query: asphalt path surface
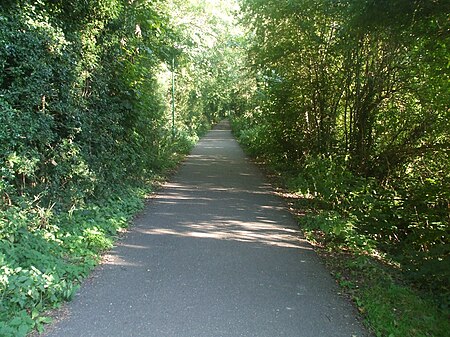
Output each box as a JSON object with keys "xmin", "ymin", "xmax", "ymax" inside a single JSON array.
[{"xmin": 42, "ymin": 120, "xmax": 370, "ymax": 337}]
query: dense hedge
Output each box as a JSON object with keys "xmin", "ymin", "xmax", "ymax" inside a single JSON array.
[{"xmin": 0, "ymin": 0, "xmax": 176, "ymax": 209}]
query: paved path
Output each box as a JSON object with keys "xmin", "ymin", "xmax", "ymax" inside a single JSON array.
[{"xmin": 42, "ymin": 121, "xmax": 369, "ymax": 337}]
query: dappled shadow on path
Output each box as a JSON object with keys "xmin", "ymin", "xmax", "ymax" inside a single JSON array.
[
  {"xmin": 134, "ymin": 183, "xmax": 311, "ymax": 251},
  {"xmin": 101, "ymin": 179, "xmax": 313, "ymax": 269},
  {"xmin": 103, "ymin": 119, "xmax": 313, "ymax": 267}
]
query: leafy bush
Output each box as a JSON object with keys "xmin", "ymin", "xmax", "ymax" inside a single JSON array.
[
  {"xmin": 232, "ymin": 115, "xmax": 283, "ymax": 161},
  {"xmin": 301, "ymin": 211, "xmax": 377, "ymax": 253},
  {"xmin": 288, "ymin": 155, "xmax": 373, "ymax": 209}
]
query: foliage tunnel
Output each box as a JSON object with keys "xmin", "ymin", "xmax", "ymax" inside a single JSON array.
[{"xmin": 0, "ymin": 0, "xmax": 449, "ymax": 335}]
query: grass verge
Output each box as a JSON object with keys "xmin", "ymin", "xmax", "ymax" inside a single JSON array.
[{"xmin": 307, "ymin": 235, "xmax": 449, "ymax": 337}]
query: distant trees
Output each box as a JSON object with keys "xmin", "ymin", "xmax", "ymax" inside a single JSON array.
[{"xmin": 166, "ymin": 0, "xmax": 248, "ymax": 136}]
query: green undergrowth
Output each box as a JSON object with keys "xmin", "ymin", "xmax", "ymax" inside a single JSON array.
[
  {"xmin": 0, "ymin": 185, "xmax": 150, "ymax": 336},
  {"xmin": 0, "ymin": 127, "xmax": 196, "ymax": 337},
  {"xmin": 301, "ymin": 212, "xmax": 449, "ymax": 337},
  {"xmin": 285, "ymin": 185, "xmax": 448, "ymax": 337},
  {"xmin": 0, "ymin": 144, "xmax": 195, "ymax": 337}
]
